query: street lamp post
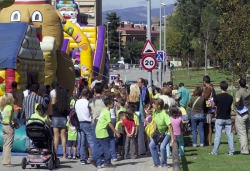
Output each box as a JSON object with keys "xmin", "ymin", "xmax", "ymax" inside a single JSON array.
[
  {"xmin": 159, "ymin": 0, "xmax": 162, "ymax": 50},
  {"xmin": 107, "ymin": 22, "xmax": 110, "ymax": 59},
  {"xmin": 118, "ymin": 30, "xmax": 122, "ymax": 59},
  {"xmin": 162, "ymin": 3, "xmax": 166, "ymax": 75}
]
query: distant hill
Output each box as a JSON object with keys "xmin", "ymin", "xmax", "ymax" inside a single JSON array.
[{"xmin": 102, "ymin": 4, "xmax": 175, "ymax": 23}]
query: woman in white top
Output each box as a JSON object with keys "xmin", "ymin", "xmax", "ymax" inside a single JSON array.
[{"xmin": 159, "ymin": 87, "xmax": 176, "ymax": 111}]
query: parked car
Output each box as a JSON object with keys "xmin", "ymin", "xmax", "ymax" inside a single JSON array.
[
  {"xmin": 110, "ymin": 63, "xmax": 125, "ymax": 70},
  {"xmin": 125, "ymin": 80, "xmax": 137, "ymax": 87}
]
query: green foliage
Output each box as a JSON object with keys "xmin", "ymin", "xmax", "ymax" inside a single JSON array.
[
  {"xmin": 166, "ymin": 25, "xmax": 182, "ymax": 56},
  {"xmin": 167, "ymin": 0, "xmax": 219, "ymax": 68},
  {"xmin": 105, "ymin": 12, "xmax": 124, "ymax": 60},
  {"xmin": 216, "ymin": 0, "xmax": 250, "ymax": 80},
  {"xmin": 124, "ymin": 40, "xmax": 145, "ymax": 63}
]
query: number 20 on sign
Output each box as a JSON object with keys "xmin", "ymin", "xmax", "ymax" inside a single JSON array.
[{"xmin": 141, "ymin": 55, "xmax": 157, "ymax": 71}]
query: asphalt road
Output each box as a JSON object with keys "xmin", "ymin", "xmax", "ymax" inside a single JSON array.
[{"xmin": 110, "ymin": 68, "xmax": 171, "ymax": 87}]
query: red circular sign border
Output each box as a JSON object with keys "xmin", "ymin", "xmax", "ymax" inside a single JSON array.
[{"xmin": 141, "ymin": 55, "xmax": 157, "ymax": 71}]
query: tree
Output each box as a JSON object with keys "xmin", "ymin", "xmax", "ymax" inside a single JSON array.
[
  {"xmin": 105, "ymin": 12, "xmax": 124, "ymax": 60},
  {"xmin": 166, "ymin": 26, "xmax": 182, "ymax": 56},
  {"xmin": 199, "ymin": 0, "xmax": 219, "ymax": 74},
  {"xmin": 216, "ymin": 0, "xmax": 250, "ymax": 80},
  {"xmin": 164, "ymin": 0, "xmax": 221, "ymax": 70},
  {"xmin": 124, "ymin": 40, "xmax": 145, "ymax": 63}
]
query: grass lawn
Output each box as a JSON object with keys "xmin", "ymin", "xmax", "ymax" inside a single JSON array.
[
  {"xmin": 172, "ymin": 68, "xmax": 237, "ymax": 95},
  {"xmin": 172, "ymin": 68, "xmax": 228, "ymax": 85},
  {"xmin": 181, "ymin": 134, "xmax": 250, "ymax": 171}
]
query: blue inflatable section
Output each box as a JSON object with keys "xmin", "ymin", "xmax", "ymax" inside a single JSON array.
[
  {"xmin": 0, "ymin": 23, "xmax": 28, "ymax": 69},
  {"xmin": 0, "ymin": 119, "xmax": 27, "ymax": 152}
]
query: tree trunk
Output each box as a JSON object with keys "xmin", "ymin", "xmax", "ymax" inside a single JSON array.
[{"xmin": 204, "ymin": 40, "xmax": 208, "ymax": 75}]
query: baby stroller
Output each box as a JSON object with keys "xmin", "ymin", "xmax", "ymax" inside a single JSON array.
[{"xmin": 21, "ymin": 118, "xmax": 60, "ymax": 170}]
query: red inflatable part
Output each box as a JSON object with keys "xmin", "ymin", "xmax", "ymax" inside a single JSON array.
[
  {"xmin": 5, "ymin": 69, "xmax": 15, "ymax": 93},
  {"xmin": 36, "ymin": 33, "xmax": 42, "ymax": 42}
]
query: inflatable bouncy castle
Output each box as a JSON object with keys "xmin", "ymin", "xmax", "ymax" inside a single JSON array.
[
  {"xmin": 0, "ymin": 0, "xmax": 109, "ymax": 152},
  {"xmin": 0, "ymin": 0, "xmax": 75, "ymax": 94},
  {"xmin": 0, "ymin": 23, "xmax": 44, "ymax": 95},
  {"xmin": 57, "ymin": 0, "xmax": 109, "ymax": 81}
]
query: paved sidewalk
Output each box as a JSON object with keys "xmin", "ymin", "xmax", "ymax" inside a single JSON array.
[{"xmin": 0, "ymin": 155, "xmax": 173, "ymax": 171}]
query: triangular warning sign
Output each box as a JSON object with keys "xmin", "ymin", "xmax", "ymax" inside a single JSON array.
[{"xmin": 141, "ymin": 40, "xmax": 157, "ymax": 55}]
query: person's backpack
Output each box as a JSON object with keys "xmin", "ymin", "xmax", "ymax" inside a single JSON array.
[{"xmin": 68, "ymin": 102, "xmax": 80, "ymax": 130}]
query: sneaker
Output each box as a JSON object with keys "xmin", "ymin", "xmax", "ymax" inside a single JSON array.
[
  {"xmin": 80, "ymin": 160, "xmax": 86, "ymax": 165},
  {"xmin": 97, "ymin": 166, "xmax": 102, "ymax": 169},
  {"xmin": 68, "ymin": 155, "xmax": 72, "ymax": 159},
  {"xmin": 73, "ymin": 156, "xmax": 76, "ymax": 160},
  {"xmin": 76, "ymin": 154, "xmax": 80, "ymax": 159},
  {"xmin": 112, "ymin": 158, "xmax": 118, "ymax": 162},
  {"xmin": 225, "ymin": 153, "xmax": 234, "ymax": 155},
  {"xmin": 209, "ymin": 152, "xmax": 217, "ymax": 155}
]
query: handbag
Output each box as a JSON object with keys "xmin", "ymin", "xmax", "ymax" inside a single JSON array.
[
  {"xmin": 206, "ymin": 87, "xmax": 215, "ymax": 113},
  {"xmin": 237, "ymin": 106, "xmax": 248, "ymax": 115},
  {"xmin": 145, "ymin": 116, "xmax": 155, "ymax": 139},
  {"xmin": 13, "ymin": 120, "xmax": 20, "ymax": 129},
  {"xmin": 152, "ymin": 129, "xmax": 166, "ymax": 144}
]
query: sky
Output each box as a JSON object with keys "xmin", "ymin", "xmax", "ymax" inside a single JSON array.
[{"xmin": 103, "ymin": 0, "xmax": 176, "ymax": 11}]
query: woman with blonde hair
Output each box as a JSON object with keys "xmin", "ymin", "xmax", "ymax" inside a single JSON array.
[
  {"xmin": 127, "ymin": 84, "xmax": 140, "ymax": 111},
  {"xmin": 0, "ymin": 93, "xmax": 15, "ymax": 167}
]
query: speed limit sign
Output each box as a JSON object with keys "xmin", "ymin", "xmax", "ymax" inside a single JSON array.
[{"xmin": 141, "ymin": 55, "xmax": 157, "ymax": 71}]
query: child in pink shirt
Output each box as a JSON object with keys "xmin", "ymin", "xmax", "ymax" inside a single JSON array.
[{"xmin": 169, "ymin": 105, "xmax": 185, "ymax": 156}]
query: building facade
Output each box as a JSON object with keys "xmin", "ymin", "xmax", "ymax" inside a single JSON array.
[
  {"xmin": 51, "ymin": 0, "xmax": 102, "ymax": 26},
  {"xmin": 116, "ymin": 21, "xmax": 159, "ymax": 44}
]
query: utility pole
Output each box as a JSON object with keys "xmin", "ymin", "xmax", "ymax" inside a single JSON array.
[
  {"xmin": 107, "ymin": 22, "xmax": 110, "ymax": 59},
  {"xmin": 158, "ymin": 0, "xmax": 163, "ymax": 87},
  {"xmin": 163, "ymin": 3, "xmax": 166, "ymax": 75},
  {"xmin": 147, "ymin": 0, "xmax": 152, "ymax": 91}
]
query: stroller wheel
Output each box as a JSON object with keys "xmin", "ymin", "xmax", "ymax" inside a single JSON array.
[
  {"xmin": 21, "ymin": 157, "xmax": 27, "ymax": 169},
  {"xmin": 47, "ymin": 158, "xmax": 54, "ymax": 170},
  {"xmin": 31, "ymin": 164, "xmax": 35, "ymax": 167},
  {"xmin": 55, "ymin": 158, "xmax": 60, "ymax": 168}
]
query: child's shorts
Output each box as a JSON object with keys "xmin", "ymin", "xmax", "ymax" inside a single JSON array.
[
  {"xmin": 67, "ymin": 140, "xmax": 77, "ymax": 147},
  {"xmin": 116, "ymin": 133, "xmax": 123, "ymax": 146}
]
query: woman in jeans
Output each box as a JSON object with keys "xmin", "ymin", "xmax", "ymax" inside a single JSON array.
[
  {"xmin": 149, "ymin": 98, "xmax": 174, "ymax": 168},
  {"xmin": 189, "ymin": 86, "xmax": 206, "ymax": 147},
  {"xmin": 51, "ymin": 86, "xmax": 70, "ymax": 158},
  {"xmin": 0, "ymin": 93, "xmax": 15, "ymax": 167}
]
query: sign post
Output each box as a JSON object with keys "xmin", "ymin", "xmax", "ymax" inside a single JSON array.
[
  {"xmin": 155, "ymin": 51, "xmax": 165, "ymax": 87},
  {"xmin": 141, "ymin": 39, "xmax": 157, "ymax": 90},
  {"xmin": 145, "ymin": 0, "xmax": 153, "ymax": 91},
  {"xmin": 141, "ymin": 55, "xmax": 157, "ymax": 71}
]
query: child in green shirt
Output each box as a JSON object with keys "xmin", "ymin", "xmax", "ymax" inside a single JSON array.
[
  {"xmin": 70, "ymin": 92, "xmax": 78, "ymax": 109},
  {"xmin": 29, "ymin": 104, "xmax": 51, "ymax": 125},
  {"xmin": 115, "ymin": 111, "xmax": 125, "ymax": 156},
  {"xmin": 91, "ymin": 97, "xmax": 120, "ymax": 168},
  {"xmin": 116, "ymin": 98, "xmax": 126, "ymax": 120},
  {"xmin": 66, "ymin": 119, "xmax": 77, "ymax": 159}
]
